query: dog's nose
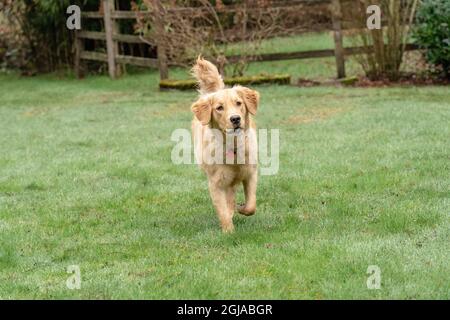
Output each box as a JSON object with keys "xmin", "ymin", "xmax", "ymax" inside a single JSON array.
[{"xmin": 230, "ymin": 115, "xmax": 241, "ymax": 126}]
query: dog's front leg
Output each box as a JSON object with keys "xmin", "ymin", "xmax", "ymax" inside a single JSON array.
[
  {"xmin": 238, "ymin": 170, "xmax": 257, "ymax": 216},
  {"xmin": 226, "ymin": 186, "xmax": 236, "ymax": 218},
  {"xmin": 208, "ymin": 182, "xmax": 234, "ymax": 233}
]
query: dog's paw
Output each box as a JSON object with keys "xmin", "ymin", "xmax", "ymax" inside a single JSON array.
[
  {"xmin": 222, "ymin": 224, "xmax": 235, "ymax": 233},
  {"xmin": 237, "ymin": 204, "xmax": 255, "ymax": 216}
]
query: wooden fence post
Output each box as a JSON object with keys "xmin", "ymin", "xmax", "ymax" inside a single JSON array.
[
  {"xmin": 103, "ymin": 0, "xmax": 117, "ymax": 79},
  {"xmin": 74, "ymin": 31, "xmax": 83, "ymax": 78},
  {"xmin": 111, "ymin": 0, "xmax": 123, "ymax": 76},
  {"xmin": 331, "ymin": 0, "xmax": 346, "ymax": 79},
  {"xmin": 153, "ymin": 0, "xmax": 169, "ymax": 80}
]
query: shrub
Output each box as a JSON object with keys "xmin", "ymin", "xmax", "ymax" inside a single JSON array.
[
  {"xmin": 346, "ymin": 0, "xmax": 419, "ymax": 81},
  {"xmin": 0, "ymin": 0, "xmax": 72, "ymax": 72},
  {"xmin": 0, "ymin": 0, "xmax": 98, "ymax": 73},
  {"xmin": 0, "ymin": 1, "xmax": 30, "ymax": 72},
  {"xmin": 413, "ymin": 0, "xmax": 450, "ymax": 78}
]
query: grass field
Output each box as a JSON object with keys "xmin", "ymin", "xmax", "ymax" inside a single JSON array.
[{"xmin": 1, "ymin": 58, "xmax": 449, "ymax": 299}]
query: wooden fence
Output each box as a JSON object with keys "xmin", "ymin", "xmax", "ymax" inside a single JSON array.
[
  {"xmin": 75, "ymin": 0, "xmax": 418, "ymax": 81},
  {"xmin": 76, "ymin": 0, "xmax": 159, "ymax": 79}
]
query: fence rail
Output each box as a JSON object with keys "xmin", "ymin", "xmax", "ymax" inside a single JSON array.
[
  {"xmin": 75, "ymin": 0, "xmax": 419, "ymax": 81},
  {"xmin": 78, "ymin": 31, "xmax": 147, "ymax": 44},
  {"xmin": 225, "ymin": 44, "xmax": 419, "ymax": 64}
]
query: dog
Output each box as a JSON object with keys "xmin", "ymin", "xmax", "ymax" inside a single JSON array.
[{"xmin": 190, "ymin": 57, "xmax": 260, "ymax": 233}]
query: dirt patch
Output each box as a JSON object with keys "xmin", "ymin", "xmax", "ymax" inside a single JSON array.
[
  {"xmin": 22, "ymin": 107, "xmax": 49, "ymax": 117},
  {"xmin": 97, "ymin": 92, "xmax": 132, "ymax": 104},
  {"xmin": 75, "ymin": 91, "xmax": 132, "ymax": 104},
  {"xmin": 139, "ymin": 101, "xmax": 189, "ymax": 119},
  {"xmin": 283, "ymin": 106, "xmax": 348, "ymax": 125}
]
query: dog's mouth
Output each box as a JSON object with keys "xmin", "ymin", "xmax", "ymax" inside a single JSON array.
[
  {"xmin": 225, "ymin": 126, "xmax": 244, "ymax": 134},
  {"xmin": 233, "ymin": 127, "xmax": 243, "ymax": 134}
]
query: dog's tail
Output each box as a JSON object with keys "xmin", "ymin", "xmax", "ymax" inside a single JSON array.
[{"xmin": 191, "ymin": 56, "xmax": 225, "ymax": 95}]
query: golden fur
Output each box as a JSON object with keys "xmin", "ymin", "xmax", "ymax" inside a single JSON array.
[{"xmin": 190, "ymin": 57, "xmax": 260, "ymax": 233}]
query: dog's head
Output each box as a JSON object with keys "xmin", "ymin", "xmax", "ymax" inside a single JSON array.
[
  {"xmin": 190, "ymin": 58, "xmax": 259, "ymax": 133},
  {"xmin": 191, "ymin": 86, "xmax": 259, "ymax": 132}
]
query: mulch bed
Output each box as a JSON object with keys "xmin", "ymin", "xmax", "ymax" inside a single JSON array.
[
  {"xmin": 297, "ymin": 73, "xmax": 450, "ymax": 88},
  {"xmin": 160, "ymin": 74, "xmax": 291, "ymax": 90}
]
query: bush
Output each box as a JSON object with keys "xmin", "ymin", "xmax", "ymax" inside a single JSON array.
[
  {"xmin": 0, "ymin": 0, "xmax": 99, "ymax": 73},
  {"xmin": 345, "ymin": 0, "xmax": 419, "ymax": 81},
  {"xmin": 0, "ymin": 0, "xmax": 71, "ymax": 73},
  {"xmin": 413, "ymin": 0, "xmax": 450, "ymax": 78},
  {"xmin": 0, "ymin": 1, "xmax": 30, "ymax": 72}
]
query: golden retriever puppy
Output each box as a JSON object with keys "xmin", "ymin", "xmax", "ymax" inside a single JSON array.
[{"xmin": 190, "ymin": 57, "xmax": 260, "ymax": 233}]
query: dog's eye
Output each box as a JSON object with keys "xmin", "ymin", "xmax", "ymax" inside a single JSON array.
[
  {"xmin": 236, "ymin": 101, "xmax": 242, "ymax": 106},
  {"xmin": 216, "ymin": 105, "xmax": 224, "ymax": 111}
]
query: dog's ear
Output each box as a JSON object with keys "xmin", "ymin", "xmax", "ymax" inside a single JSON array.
[
  {"xmin": 235, "ymin": 86, "xmax": 260, "ymax": 115},
  {"xmin": 191, "ymin": 98, "xmax": 212, "ymax": 125}
]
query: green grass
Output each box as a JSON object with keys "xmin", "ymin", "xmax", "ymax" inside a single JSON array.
[
  {"xmin": 224, "ymin": 32, "xmax": 336, "ymax": 55},
  {"xmin": 223, "ymin": 32, "xmax": 362, "ymax": 55},
  {"xmin": 0, "ymin": 68, "xmax": 449, "ymax": 299},
  {"xmin": 0, "ymin": 27, "xmax": 448, "ymax": 301}
]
